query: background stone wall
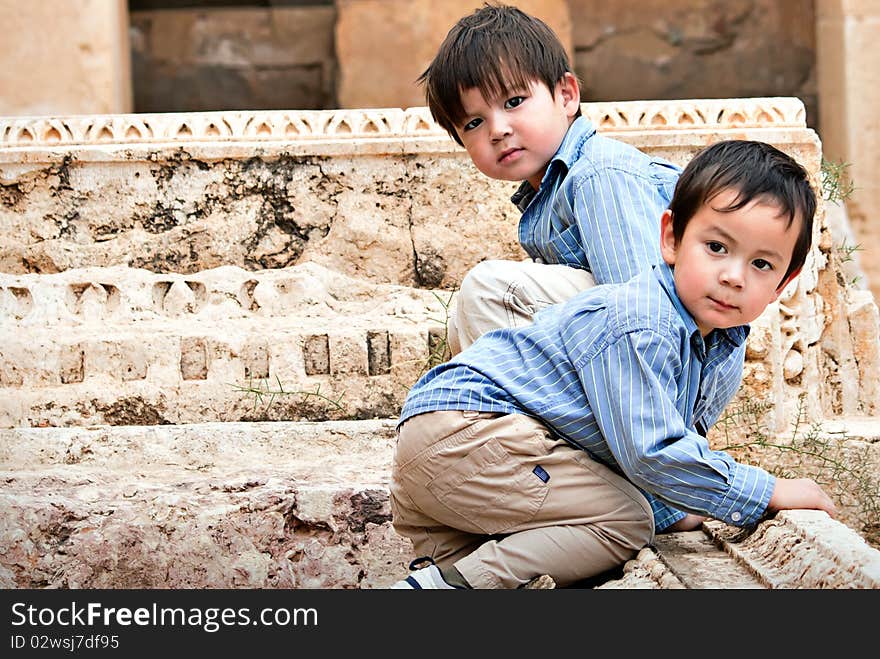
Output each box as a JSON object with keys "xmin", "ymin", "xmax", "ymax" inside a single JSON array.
[
  {"xmin": 568, "ymin": 0, "xmax": 818, "ymax": 127},
  {"xmin": 129, "ymin": 1, "xmax": 819, "ymax": 127},
  {"xmin": 130, "ymin": 3, "xmax": 337, "ymax": 112}
]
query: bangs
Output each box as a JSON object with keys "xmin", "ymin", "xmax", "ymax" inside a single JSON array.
[
  {"xmin": 445, "ymin": 55, "xmax": 532, "ymax": 128},
  {"xmin": 703, "ymin": 171, "xmax": 802, "ymax": 229},
  {"xmin": 419, "ymin": 5, "xmax": 572, "ymax": 143}
]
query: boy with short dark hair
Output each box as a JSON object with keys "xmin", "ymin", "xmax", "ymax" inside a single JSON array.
[
  {"xmin": 390, "ymin": 139, "xmax": 836, "ymax": 589},
  {"xmin": 419, "ymin": 3, "xmax": 682, "ymax": 356}
]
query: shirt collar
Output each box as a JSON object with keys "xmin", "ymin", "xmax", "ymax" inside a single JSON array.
[
  {"xmin": 510, "ymin": 116, "xmax": 595, "ymax": 212},
  {"xmin": 653, "ymin": 262, "xmax": 749, "ymax": 359}
]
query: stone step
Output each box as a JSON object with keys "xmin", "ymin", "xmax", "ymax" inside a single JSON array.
[
  {"xmin": 0, "ymin": 328, "xmax": 437, "ymax": 426},
  {"xmin": 2, "ymin": 419, "xmax": 878, "ymax": 589},
  {"xmin": 599, "ymin": 511, "xmax": 880, "ymax": 589},
  {"xmin": 0, "ymin": 418, "xmax": 398, "ymax": 473},
  {"xmin": 713, "ymin": 414, "xmax": 880, "ymax": 546},
  {"xmin": 0, "ymin": 419, "xmax": 412, "ymax": 589},
  {"xmin": 1, "ymin": 262, "xmax": 450, "ymax": 427}
]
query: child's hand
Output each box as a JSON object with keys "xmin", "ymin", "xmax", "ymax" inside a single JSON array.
[{"xmin": 767, "ymin": 478, "xmax": 838, "ymax": 518}]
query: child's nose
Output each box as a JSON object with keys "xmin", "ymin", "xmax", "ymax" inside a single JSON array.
[
  {"xmin": 488, "ymin": 114, "xmax": 512, "ymax": 141},
  {"xmin": 720, "ymin": 262, "xmax": 745, "ymax": 287}
]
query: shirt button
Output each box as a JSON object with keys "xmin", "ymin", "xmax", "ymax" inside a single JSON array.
[{"xmin": 731, "ymin": 512, "xmax": 742, "ymax": 522}]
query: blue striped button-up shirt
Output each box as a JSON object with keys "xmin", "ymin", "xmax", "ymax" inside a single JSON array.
[
  {"xmin": 400, "ymin": 264, "xmax": 773, "ymax": 531},
  {"xmin": 512, "ymin": 115, "xmax": 681, "ymax": 285}
]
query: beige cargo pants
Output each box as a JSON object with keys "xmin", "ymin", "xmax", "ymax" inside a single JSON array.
[
  {"xmin": 446, "ymin": 259, "xmax": 596, "ymax": 355},
  {"xmin": 390, "ymin": 410, "xmax": 655, "ymax": 589}
]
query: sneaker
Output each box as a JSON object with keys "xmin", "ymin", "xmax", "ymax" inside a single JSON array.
[{"xmin": 390, "ymin": 557, "xmax": 461, "ymax": 589}]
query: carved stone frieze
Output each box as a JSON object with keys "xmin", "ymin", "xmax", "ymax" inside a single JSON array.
[{"xmin": 0, "ymin": 98, "xmax": 807, "ymax": 151}]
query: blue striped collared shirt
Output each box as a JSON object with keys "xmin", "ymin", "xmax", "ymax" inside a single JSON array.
[
  {"xmin": 512, "ymin": 115, "xmax": 681, "ymax": 285},
  {"xmin": 400, "ymin": 264, "xmax": 772, "ymax": 531}
]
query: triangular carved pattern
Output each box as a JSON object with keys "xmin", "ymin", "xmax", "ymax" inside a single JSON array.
[{"xmin": 0, "ymin": 99, "xmax": 807, "ymax": 149}]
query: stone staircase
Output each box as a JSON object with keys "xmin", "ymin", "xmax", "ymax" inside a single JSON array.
[{"xmin": 1, "ymin": 99, "xmax": 879, "ymax": 588}]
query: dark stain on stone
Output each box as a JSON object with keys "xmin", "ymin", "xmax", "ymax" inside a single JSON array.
[
  {"xmin": 220, "ymin": 479, "xmax": 266, "ymax": 493},
  {"xmin": 44, "ymin": 506, "xmax": 88, "ymax": 549},
  {"xmin": 413, "ymin": 245, "xmax": 446, "ymax": 288},
  {"xmin": 149, "ymin": 149, "xmax": 210, "ymax": 187},
  {"xmin": 347, "ymin": 490, "xmax": 390, "ymax": 532},
  {"xmin": 94, "ymin": 397, "xmax": 169, "ymax": 426},
  {"xmin": 284, "ymin": 511, "xmax": 332, "ymax": 535},
  {"xmin": 0, "ymin": 181, "xmax": 25, "ymax": 209},
  {"xmin": 235, "ymin": 155, "xmax": 335, "ymax": 270},
  {"xmin": 130, "ymin": 236, "xmax": 203, "ymax": 274},
  {"xmin": 141, "ymin": 201, "xmax": 181, "ymax": 234},
  {"xmin": 352, "ymin": 390, "xmax": 403, "ymax": 420},
  {"xmin": 58, "ymin": 209, "xmax": 80, "ymax": 238},
  {"xmin": 48, "ymin": 155, "xmax": 74, "ymax": 196}
]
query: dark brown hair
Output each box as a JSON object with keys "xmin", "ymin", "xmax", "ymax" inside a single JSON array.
[
  {"xmin": 418, "ymin": 3, "xmax": 578, "ymax": 146},
  {"xmin": 668, "ymin": 140, "xmax": 816, "ymax": 287}
]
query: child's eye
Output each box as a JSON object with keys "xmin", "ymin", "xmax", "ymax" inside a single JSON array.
[
  {"xmin": 752, "ymin": 258, "xmax": 773, "ymax": 271},
  {"xmin": 707, "ymin": 241, "xmax": 726, "ymax": 254},
  {"xmin": 462, "ymin": 117, "xmax": 482, "ymax": 132},
  {"xmin": 504, "ymin": 96, "xmax": 525, "ymax": 109}
]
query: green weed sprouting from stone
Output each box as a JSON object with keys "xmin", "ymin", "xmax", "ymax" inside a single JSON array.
[
  {"xmin": 424, "ymin": 287, "xmax": 456, "ymax": 373},
  {"xmin": 835, "ymin": 238, "xmax": 864, "ymax": 288},
  {"xmin": 820, "ymin": 158, "xmax": 855, "ymax": 204},
  {"xmin": 836, "ymin": 237, "xmax": 863, "ymax": 265},
  {"xmin": 231, "ymin": 375, "xmax": 346, "ymax": 414},
  {"xmin": 714, "ymin": 393, "xmax": 879, "ymax": 546}
]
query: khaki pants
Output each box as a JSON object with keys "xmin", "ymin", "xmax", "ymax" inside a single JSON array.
[
  {"xmin": 447, "ymin": 259, "xmax": 596, "ymax": 355},
  {"xmin": 390, "ymin": 410, "xmax": 654, "ymax": 588}
]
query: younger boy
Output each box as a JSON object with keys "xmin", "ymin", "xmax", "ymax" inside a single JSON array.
[
  {"xmin": 390, "ymin": 140, "xmax": 837, "ymax": 589},
  {"xmin": 419, "ymin": 3, "xmax": 682, "ymax": 354}
]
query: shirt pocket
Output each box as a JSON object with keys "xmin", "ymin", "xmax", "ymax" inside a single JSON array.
[{"xmin": 426, "ymin": 437, "xmax": 548, "ymax": 535}]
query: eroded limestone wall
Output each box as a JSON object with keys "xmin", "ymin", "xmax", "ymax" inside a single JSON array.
[{"xmin": 0, "ymin": 99, "xmax": 877, "ymax": 432}]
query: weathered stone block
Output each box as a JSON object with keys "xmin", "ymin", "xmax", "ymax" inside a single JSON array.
[{"xmin": 303, "ymin": 335, "xmax": 330, "ymax": 376}]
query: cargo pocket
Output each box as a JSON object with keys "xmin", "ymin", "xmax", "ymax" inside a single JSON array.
[{"xmin": 426, "ymin": 436, "xmax": 549, "ymax": 535}]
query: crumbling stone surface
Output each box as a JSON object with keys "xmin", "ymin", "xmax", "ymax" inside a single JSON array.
[
  {"xmin": 0, "ymin": 478, "xmax": 410, "ymax": 589},
  {"xmin": 0, "ymin": 420, "xmax": 413, "ymax": 589},
  {"xmin": 715, "ymin": 420, "xmax": 880, "ymax": 548},
  {"xmin": 704, "ymin": 510, "xmax": 880, "ymax": 589},
  {"xmin": 597, "ymin": 547, "xmax": 685, "ymax": 589},
  {"xmin": 650, "ymin": 530, "xmax": 765, "ymax": 588},
  {"xmin": 0, "ymin": 151, "xmax": 520, "ymax": 291},
  {"xmin": 3, "ymin": 420, "xmax": 880, "ymax": 589}
]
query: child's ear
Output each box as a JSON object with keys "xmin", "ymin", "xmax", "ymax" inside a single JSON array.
[
  {"xmin": 772, "ymin": 267, "xmax": 801, "ymax": 300},
  {"xmin": 659, "ymin": 209, "xmax": 677, "ymax": 266},
  {"xmin": 558, "ymin": 72, "xmax": 580, "ymax": 117}
]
